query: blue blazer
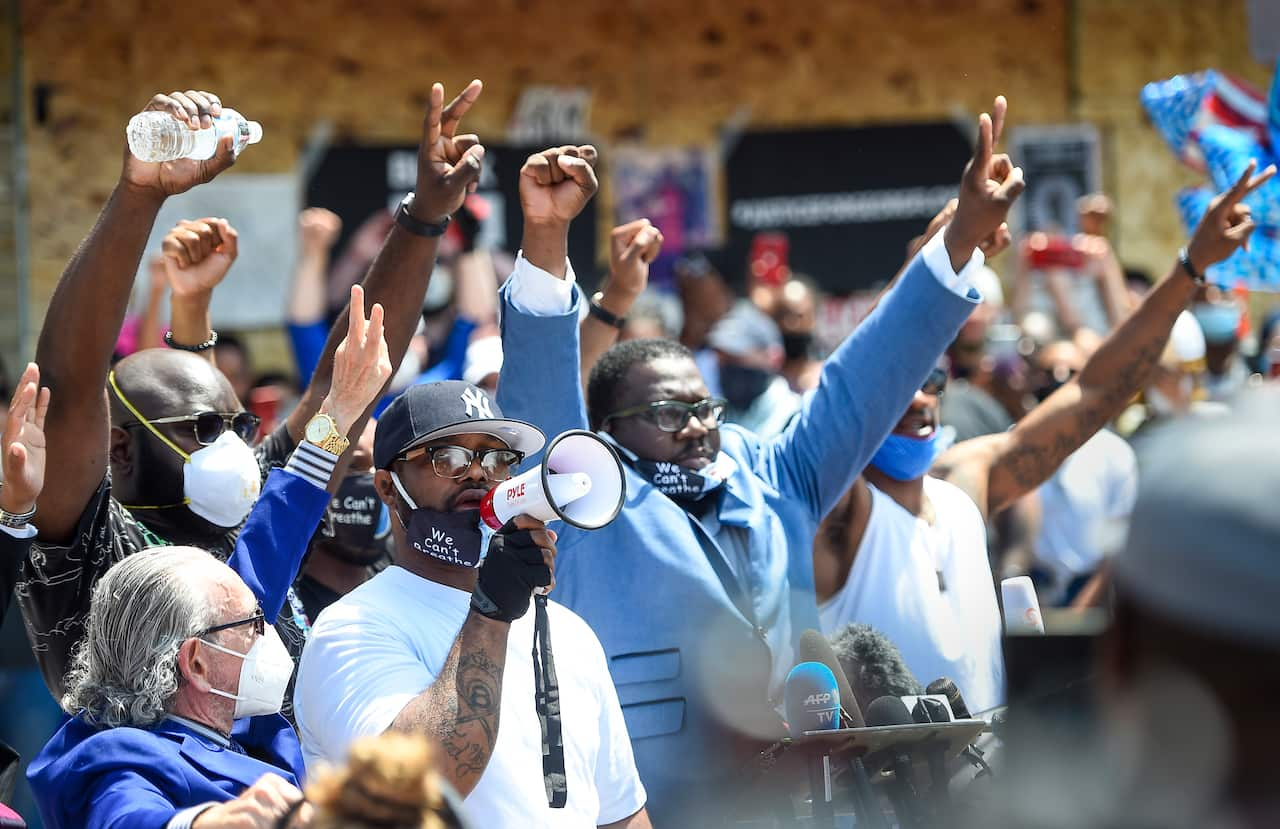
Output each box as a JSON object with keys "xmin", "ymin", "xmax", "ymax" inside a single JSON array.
[
  {"xmin": 28, "ymin": 468, "xmax": 329, "ymax": 829},
  {"xmin": 496, "ymin": 252, "xmax": 977, "ymax": 823}
]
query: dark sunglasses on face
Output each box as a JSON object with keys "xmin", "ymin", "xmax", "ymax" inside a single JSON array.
[
  {"xmin": 921, "ymin": 368, "xmax": 948, "ymax": 397},
  {"xmin": 403, "ymin": 444, "xmax": 524, "ymax": 482},
  {"xmin": 602, "ymin": 397, "xmax": 728, "ymax": 433},
  {"xmin": 199, "ymin": 604, "xmax": 266, "ymax": 638},
  {"xmin": 127, "ymin": 411, "xmax": 261, "ymax": 446}
]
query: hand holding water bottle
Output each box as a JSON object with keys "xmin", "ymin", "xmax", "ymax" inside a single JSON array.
[{"xmin": 121, "ymin": 90, "xmax": 249, "ymax": 199}]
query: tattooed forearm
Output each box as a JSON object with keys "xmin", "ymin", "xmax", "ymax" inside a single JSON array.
[
  {"xmin": 391, "ymin": 611, "xmax": 510, "ymax": 794},
  {"xmin": 987, "ymin": 260, "xmax": 1197, "ymax": 514}
]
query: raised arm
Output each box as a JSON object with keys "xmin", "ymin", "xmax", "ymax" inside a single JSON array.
[
  {"xmin": 160, "ymin": 217, "xmax": 240, "ymax": 366},
  {"xmin": 34, "ymin": 91, "xmax": 236, "ymax": 541},
  {"xmin": 285, "ymin": 81, "xmax": 485, "ymax": 448},
  {"xmin": 495, "ymin": 145, "xmax": 600, "ymax": 447},
  {"xmin": 288, "ymin": 208, "xmax": 343, "ymax": 386},
  {"xmin": 229, "ymin": 285, "xmax": 391, "ymax": 616},
  {"xmin": 940, "ymin": 161, "xmax": 1277, "ymax": 518},
  {"xmin": 769, "ymin": 96, "xmax": 1024, "ymax": 517},
  {"xmin": 579, "ymin": 220, "xmax": 664, "ymax": 388}
]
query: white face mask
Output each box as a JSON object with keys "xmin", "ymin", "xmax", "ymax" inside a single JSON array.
[
  {"xmin": 200, "ymin": 625, "xmax": 293, "ymax": 720},
  {"xmin": 182, "ymin": 431, "xmax": 262, "ymax": 527}
]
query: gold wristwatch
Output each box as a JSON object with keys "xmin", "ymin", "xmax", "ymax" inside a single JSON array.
[{"xmin": 304, "ymin": 413, "xmax": 350, "ymax": 455}]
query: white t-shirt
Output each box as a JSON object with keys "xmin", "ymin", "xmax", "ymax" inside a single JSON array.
[
  {"xmin": 1034, "ymin": 429, "xmax": 1137, "ymax": 603},
  {"xmin": 295, "ymin": 566, "xmax": 646, "ymax": 827},
  {"xmin": 818, "ymin": 476, "xmax": 1005, "ymax": 715}
]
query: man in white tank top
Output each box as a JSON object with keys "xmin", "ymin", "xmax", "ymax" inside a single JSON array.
[{"xmin": 814, "ymin": 160, "xmax": 1272, "ymax": 717}]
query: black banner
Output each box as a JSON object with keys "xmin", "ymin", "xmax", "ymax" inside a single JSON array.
[{"xmin": 724, "ymin": 123, "xmax": 970, "ymax": 294}]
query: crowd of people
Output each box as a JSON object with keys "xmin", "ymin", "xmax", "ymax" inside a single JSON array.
[{"xmin": 0, "ymin": 77, "xmax": 1277, "ymax": 829}]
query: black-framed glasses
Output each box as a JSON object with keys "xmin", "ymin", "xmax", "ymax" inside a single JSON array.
[
  {"xmin": 602, "ymin": 397, "xmax": 728, "ymax": 433},
  {"xmin": 921, "ymin": 368, "xmax": 948, "ymax": 397},
  {"xmin": 403, "ymin": 444, "xmax": 524, "ymax": 482},
  {"xmin": 199, "ymin": 604, "xmax": 266, "ymax": 638},
  {"xmin": 128, "ymin": 411, "xmax": 261, "ymax": 446}
]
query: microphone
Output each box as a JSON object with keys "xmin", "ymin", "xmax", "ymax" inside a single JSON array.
[
  {"xmin": 784, "ymin": 662, "xmax": 840, "ymax": 826},
  {"xmin": 866, "ymin": 696, "xmax": 926, "ymax": 829},
  {"xmin": 926, "ymin": 676, "xmax": 973, "ymax": 720},
  {"xmin": 1001, "ymin": 575, "xmax": 1045, "ymax": 635},
  {"xmin": 797, "ymin": 630, "xmax": 887, "ymax": 829},
  {"xmin": 828, "ymin": 623, "xmax": 923, "ymax": 715},
  {"xmin": 783, "ymin": 661, "xmax": 841, "ymax": 737}
]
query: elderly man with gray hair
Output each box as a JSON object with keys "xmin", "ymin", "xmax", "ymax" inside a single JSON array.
[{"xmin": 26, "ymin": 292, "xmax": 393, "ymax": 829}]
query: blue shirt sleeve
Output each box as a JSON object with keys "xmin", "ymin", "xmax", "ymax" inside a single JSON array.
[
  {"xmin": 763, "ymin": 251, "xmax": 979, "ymax": 521},
  {"xmin": 287, "ymin": 321, "xmax": 330, "ymax": 388},
  {"xmin": 227, "ymin": 468, "xmax": 330, "ymax": 621}
]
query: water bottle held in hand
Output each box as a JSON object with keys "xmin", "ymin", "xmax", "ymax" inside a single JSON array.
[{"xmin": 127, "ymin": 108, "xmax": 262, "ymax": 162}]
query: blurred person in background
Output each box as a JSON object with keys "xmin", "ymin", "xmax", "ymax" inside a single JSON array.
[
  {"xmin": 300, "ymin": 733, "xmax": 472, "ymax": 829},
  {"xmin": 460, "ymin": 335, "xmax": 502, "ymax": 395},
  {"xmin": 1116, "ymin": 309, "xmax": 1220, "ymax": 446},
  {"xmin": 287, "ymin": 207, "xmax": 344, "ymax": 388},
  {"xmin": 293, "ymin": 419, "xmax": 391, "ymax": 626},
  {"xmin": 706, "ymin": 300, "xmax": 799, "ymax": 439},
  {"xmin": 1192, "ymin": 285, "xmax": 1249, "ymax": 402},
  {"xmin": 941, "ymin": 259, "xmax": 1017, "ymax": 443},
  {"xmin": 771, "ymin": 275, "xmax": 823, "ymax": 394}
]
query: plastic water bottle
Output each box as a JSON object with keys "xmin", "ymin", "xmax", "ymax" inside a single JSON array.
[{"xmin": 126, "ymin": 108, "xmax": 263, "ymax": 162}]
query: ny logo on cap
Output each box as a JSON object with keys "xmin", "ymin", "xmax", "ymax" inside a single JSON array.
[{"xmin": 460, "ymin": 387, "xmax": 494, "ymax": 419}]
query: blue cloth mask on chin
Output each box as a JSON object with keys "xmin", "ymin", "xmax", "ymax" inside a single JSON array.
[{"xmin": 870, "ymin": 427, "xmax": 955, "ymax": 482}]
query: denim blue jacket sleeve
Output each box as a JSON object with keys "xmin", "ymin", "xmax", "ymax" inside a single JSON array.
[
  {"xmin": 495, "ymin": 280, "xmax": 589, "ymax": 469},
  {"xmin": 227, "ymin": 467, "xmax": 330, "ymax": 621},
  {"xmin": 761, "ymin": 249, "xmax": 980, "ymax": 521}
]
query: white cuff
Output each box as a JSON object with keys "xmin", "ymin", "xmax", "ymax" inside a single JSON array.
[
  {"xmin": 285, "ymin": 441, "xmax": 341, "ymax": 490},
  {"xmin": 506, "ymin": 252, "xmax": 577, "ymax": 316},
  {"xmin": 167, "ymin": 803, "xmax": 217, "ymax": 829},
  {"xmin": 921, "ymin": 225, "xmax": 986, "ymax": 300},
  {"xmin": 0, "ymin": 522, "xmax": 36, "ymax": 539}
]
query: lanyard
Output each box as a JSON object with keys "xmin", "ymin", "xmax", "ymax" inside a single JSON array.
[{"xmin": 532, "ymin": 594, "xmax": 567, "ymax": 808}]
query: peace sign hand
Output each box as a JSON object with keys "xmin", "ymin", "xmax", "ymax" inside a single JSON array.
[
  {"xmin": 411, "ymin": 80, "xmax": 486, "ymax": 224},
  {"xmin": 944, "ymin": 96, "xmax": 1026, "ymax": 272},
  {"xmin": 1186, "ymin": 160, "xmax": 1277, "ymax": 272}
]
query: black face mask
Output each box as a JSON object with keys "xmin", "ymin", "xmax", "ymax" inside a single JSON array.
[
  {"xmin": 782, "ymin": 331, "xmax": 815, "ymax": 361},
  {"xmin": 719, "ymin": 364, "xmax": 773, "ymax": 411},
  {"xmin": 317, "ymin": 472, "xmax": 391, "ymax": 567},
  {"xmin": 390, "ymin": 471, "xmax": 488, "ymax": 568}
]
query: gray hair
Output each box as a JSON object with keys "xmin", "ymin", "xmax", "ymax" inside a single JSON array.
[{"xmin": 62, "ymin": 546, "xmax": 222, "ymax": 728}]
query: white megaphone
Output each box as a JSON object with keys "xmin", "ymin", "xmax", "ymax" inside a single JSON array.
[{"xmin": 479, "ymin": 430, "xmax": 626, "ymax": 531}]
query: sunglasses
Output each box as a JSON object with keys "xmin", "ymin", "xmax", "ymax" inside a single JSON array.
[
  {"xmin": 199, "ymin": 604, "xmax": 266, "ymax": 638},
  {"xmin": 130, "ymin": 411, "xmax": 261, "ymax": 446},
  {"xmin": 921, "ymin": 368, "xmax": 948, "ymax": 397},
  {"xmin": 602, "ymin": 397, "xmax": 728, "ymax": 433},
  {"xmin": 403, "ymin": 444, "xmax": 524, "ymax": 482}
]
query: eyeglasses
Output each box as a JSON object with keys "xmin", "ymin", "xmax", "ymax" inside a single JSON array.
[
  {"xmin": 403, "ymin": 444, "xmax": 524, "ymax": 482},
  {"xmin": 602, "ymin": 397, "xmax": 728, "ymax": 433},
  {"xmin": 127, "ymin": 411, "xmax": 261, "ymax": 446},
  {"xmin": 199, "ymin": 604, "xmax": 266, "ymax": 638},
  {"xmin": 921, "ymin": 368, "xmax": 948, "ymax": 397}
]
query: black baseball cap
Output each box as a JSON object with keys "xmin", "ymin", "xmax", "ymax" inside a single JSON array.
[{"xmin": 374, "ymin": 381, "xmax": 545, "ymax": 470}]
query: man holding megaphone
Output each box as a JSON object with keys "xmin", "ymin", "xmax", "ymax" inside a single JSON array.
[{"xmin": 294, "ymin": 380, "xmax": 650, "ymax": 829}]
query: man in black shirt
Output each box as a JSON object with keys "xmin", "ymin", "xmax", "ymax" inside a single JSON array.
[{"xmin": 18, "ymin": 81, "xmax": 487, "ymax": 698}]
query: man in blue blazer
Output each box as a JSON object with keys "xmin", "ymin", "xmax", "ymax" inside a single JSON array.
[
  {"xmin": 494, "ymin": 100, "xmax": 1024, "ymax": 824},
  {"xmin": 27, "ymin": 291, "xmax": 394, "ymax": 829}
]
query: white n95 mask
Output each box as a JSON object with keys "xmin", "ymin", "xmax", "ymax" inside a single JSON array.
[
  {"xmin": 201, "ymin": 625, "xmax": 293, "ymax": 720},
  {"xmin": 181, "ymin": 431, "xmax": 262, "ymax": 527}
]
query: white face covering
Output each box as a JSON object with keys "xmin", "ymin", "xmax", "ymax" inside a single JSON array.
[
  {"xmin": 181, "ymin": 431, "xmax": 262, "ymax": 527},
  {"xmin": 200, "ymin": 626, "xmax": 293, "ymax": 720}
]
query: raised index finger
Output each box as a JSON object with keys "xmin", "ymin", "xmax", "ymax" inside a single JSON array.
[
  {"xmin": 347, "ymin": 283, "xmax": 367, "ymax": 345},
  {"xmin": 973, "ymin": 111, "xmax": 993, "ymax": 172},
  {"xmin": 422, "ymin": 83, "xmax": 445, "ymax": 149},
  {"xmin": 441, "ymin": 79, "xmax": 483, "ymax": 139}
]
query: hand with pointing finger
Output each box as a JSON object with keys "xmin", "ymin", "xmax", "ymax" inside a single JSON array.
[
  {"xmin": 945, "ymin": 95, "xmax": 1026, "ymax": 273},
  {"xmin": 1185, "ymin": 159, "xmax": 1277, "ymax": 274}
]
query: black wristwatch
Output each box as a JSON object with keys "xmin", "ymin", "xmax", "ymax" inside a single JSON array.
[
  {"xmin": 395, "ymin": 193, "xmax": 451, "ymax": 238},
  {"xmin": 1178, "ymin": 247, "xmax": 1205, "ymax": 286},
  {"xmin": 589, "ymin": 293, "xmax": 627, "ymax": 329}
]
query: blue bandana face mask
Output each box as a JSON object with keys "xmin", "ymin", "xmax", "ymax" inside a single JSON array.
[{"xmin": 870, "ymin": 427, "xmax": 955, "ymax": 482}]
